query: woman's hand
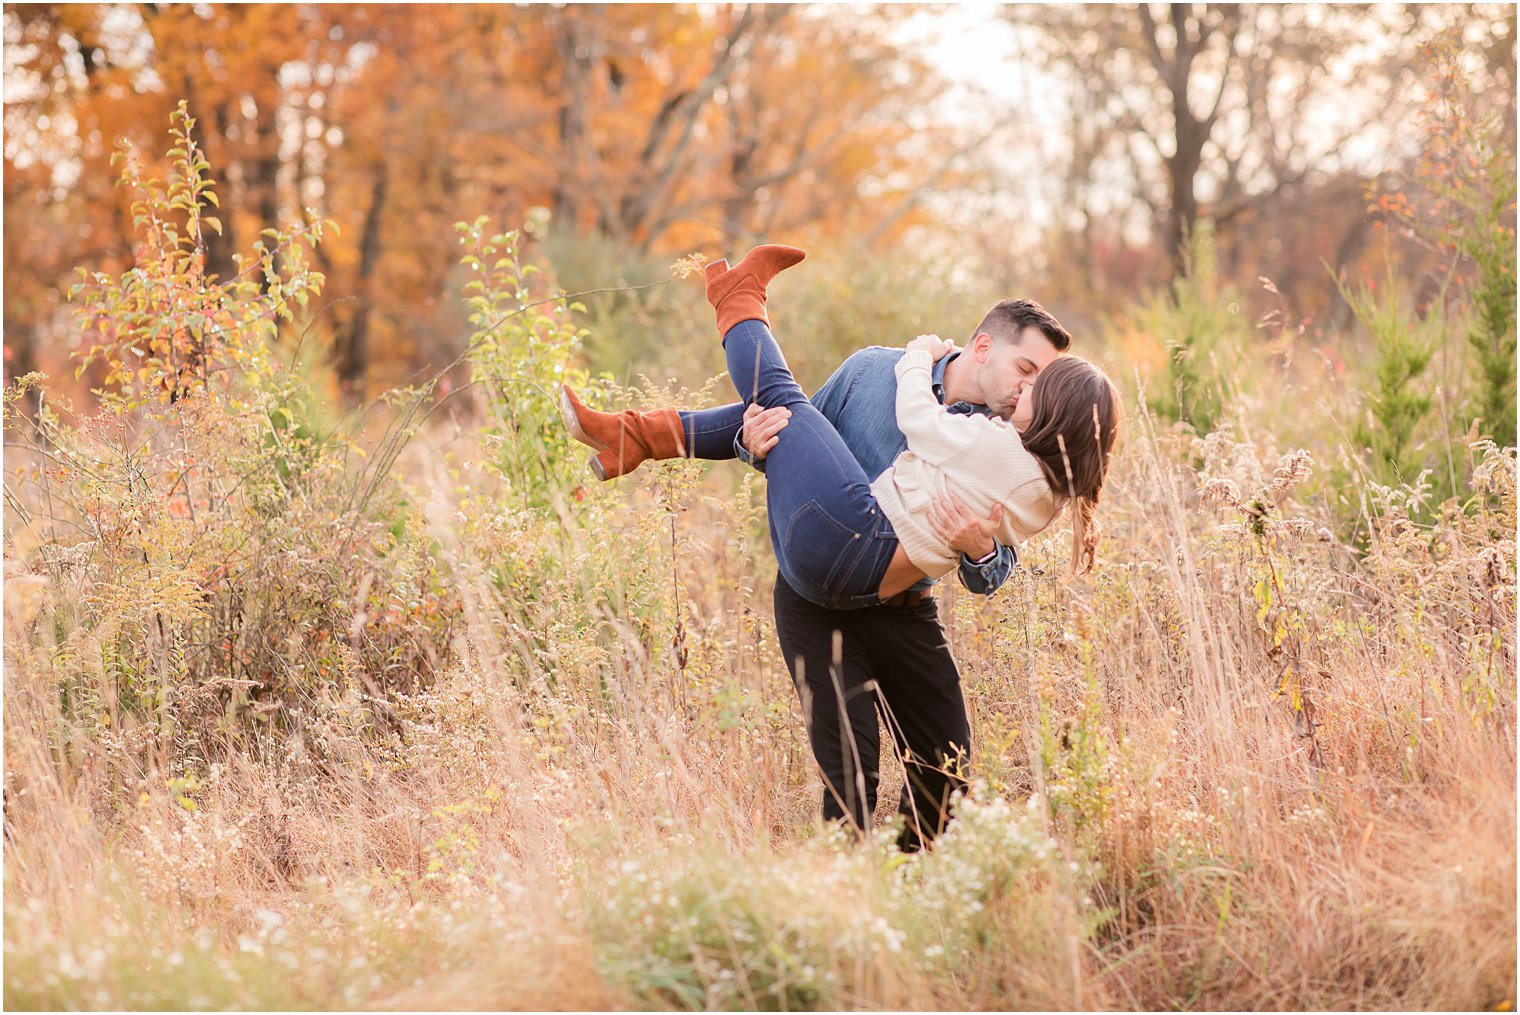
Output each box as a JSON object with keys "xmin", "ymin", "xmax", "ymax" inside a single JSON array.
[{"xmin": 906, "ymin": 334, "xmax": 955, "ymax": 361}]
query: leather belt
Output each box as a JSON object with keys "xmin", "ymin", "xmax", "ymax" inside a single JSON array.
[{"xmin": 881, "ymin": 590, "xmax": 933, "ymax": 608}]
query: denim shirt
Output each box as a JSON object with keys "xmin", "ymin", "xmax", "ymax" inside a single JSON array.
[{"xmin": 735, "ymin": 347, "xmax": 1016, "ymax": 596}]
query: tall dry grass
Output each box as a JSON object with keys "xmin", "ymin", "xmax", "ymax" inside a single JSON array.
[{"xmin": 4, "ymin": 383, "xmax": 1514, "ymax": 1009}]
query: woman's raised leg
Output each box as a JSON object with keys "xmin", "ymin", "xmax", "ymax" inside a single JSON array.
[
  {"xmin": 721, "ymin": 318, "xmax": 895, "ymax": 606},
  {"xmin": 679, "ymin": 402, "xmax": 747, "ymax": 461},
  {"xmin": 560, "ymin": 389, "xmax": 752, "ymax": 479}
]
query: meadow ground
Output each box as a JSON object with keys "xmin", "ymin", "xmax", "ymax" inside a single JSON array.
[{"xmin": 4, "ymin": 381, "xmax": 1515, "ymax": 1010}]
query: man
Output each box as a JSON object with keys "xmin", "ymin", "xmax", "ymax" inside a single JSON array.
[{"xmin": 738, "ymin": 299, "xmax": 1069, "ymax": 850}]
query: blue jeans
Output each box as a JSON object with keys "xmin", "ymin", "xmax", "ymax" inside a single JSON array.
[
  {"xmin": 715, "ymin": 320, "xmax": 899, "ymax": 610},
  {"xmin": 679, "ymin": 402, "xmax": 748, "ymax": 461}
]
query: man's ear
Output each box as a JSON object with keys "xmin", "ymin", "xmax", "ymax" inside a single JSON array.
[{"xmin": 972, "ymin": 332, "xmax": 994, "ymax": 362}]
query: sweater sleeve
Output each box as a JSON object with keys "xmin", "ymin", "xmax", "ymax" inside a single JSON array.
[
  {"xmin": 997, "ymin": 476, "xmax": 1064, "ymax": 542},
  {"xmin": 893, "ymin": 349, "xmax": 983, "ymax": 465}
]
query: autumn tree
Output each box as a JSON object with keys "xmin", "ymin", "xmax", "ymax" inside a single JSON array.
[
  {"xmin": 3, "ymin": 5, "xmax": 141, "ymax": 394},
  {"xmin": 500, "ymin": 4, "xmax": 944, "ymax": 251},
  {"xmin": 1005, "ymin": 4, "xmax": 1441, "ymax": 288},
  {"xmin": 4, "ymin": 4, "xmax": 964, "ymax": 399}
]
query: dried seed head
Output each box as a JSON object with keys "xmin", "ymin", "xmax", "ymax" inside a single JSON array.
[
  {"xmin": 1268, "ymin": 449, "xmax": 1315, "ymax": 500},
  {"xmin": 1201, "ymin": 478, "xmax": 1242, "ymax": 508}
]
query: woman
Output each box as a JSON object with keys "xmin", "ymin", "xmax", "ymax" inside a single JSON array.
[{"xmin": 562, "ymin": 245, "xmax": 1120, "ymax": 608}]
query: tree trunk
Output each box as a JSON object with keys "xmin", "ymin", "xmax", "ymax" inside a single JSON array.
[
  {"xmin": 1168, "ymin": 111, "xmax": 1206, "ymax": 274},
  {"xmin": 552, "ymin": 11, "xmax": 595, "ymax": 233},
  {"xmin": 3, "ymin": 313, "xmax": 37, "ymax": 393},
  {"xmin": 1138, "ymin": 3, "xmax": 1239, "ymax": 278},
  {"xmin": 335, "ymin": 165, "xmax": 387, "ymax": 396},
  {"xmin": 201, "ymin": 103, "xmax": 240, "ymax": 286},
  {"xmin": 250, "ymin": 102, "xmax": 283, "ymax": 295}
]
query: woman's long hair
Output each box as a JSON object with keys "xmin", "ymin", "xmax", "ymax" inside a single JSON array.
[{"xmin": 1018, "ymin": 356, "xmax": 1121, "ymax": 574}]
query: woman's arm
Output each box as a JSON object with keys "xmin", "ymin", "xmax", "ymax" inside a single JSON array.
[
  {"xmin": 893, "ymin": 347, "xmax": 985, "ymax": 465},
  {"xmin": 995, "ymin": 477, "xmax": 1063, "ymax": 543}
]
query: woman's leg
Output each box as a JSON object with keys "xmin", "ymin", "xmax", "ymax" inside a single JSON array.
[
  {"xmin": 679, "ymin": 403, "xmax": 746, "ymax": 461},
  {"xmin": 561, "ymin": 389, "xmax": 749, "ymax": 477},
  {"xmin": 560, "ymin": 386, "xmax": 685, "ymax": 480},
  {"xmin": 721, "ymin": 319, "xmax": 896, "ymax": 607}
]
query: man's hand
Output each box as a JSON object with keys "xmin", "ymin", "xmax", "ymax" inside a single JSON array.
[
  {"xmin": 928, "ymin": 491, "xmax": 1002, "ymax": 561},
  {"xmin": 742, "ymin": 403, "xmax": 791, "ymax": 460},
  {"xmin": 906, "ymin": 333, "xmax": 955, "ymax": 361}
]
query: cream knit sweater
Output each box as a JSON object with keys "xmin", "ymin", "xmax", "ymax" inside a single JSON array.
[{"xmin": 868, "ymin": 349, "xmax": 1063, "ymax": 579}]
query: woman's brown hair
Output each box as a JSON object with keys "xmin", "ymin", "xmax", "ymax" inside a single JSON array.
[{"xmin": 1018, "ymin": 356, "xmax": 1121, "ymax": 574}]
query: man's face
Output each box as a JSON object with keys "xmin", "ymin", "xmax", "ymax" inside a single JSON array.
[{"xmin": 973, "ymin": 326, "xmax": 1060, "ymax": 424}]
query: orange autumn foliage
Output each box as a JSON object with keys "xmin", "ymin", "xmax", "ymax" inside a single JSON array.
[{"xmin": 5, "ymin": 4, "xmax": 953, "ymax": 398}]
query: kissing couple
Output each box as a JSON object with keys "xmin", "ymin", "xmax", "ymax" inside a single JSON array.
[{"xmin": 561, "ymin": 245, "xmax": 1120, "ymax": 851}]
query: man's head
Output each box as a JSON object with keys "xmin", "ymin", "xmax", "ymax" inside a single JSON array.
[{"xmin": 963, "ymin": 299, "xmax": 1071, "ymax": 421}]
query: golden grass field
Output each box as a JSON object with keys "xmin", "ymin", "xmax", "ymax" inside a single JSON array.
[{"xmin": 4, "ymin": 363, "xmax": 1515, "ymax": 1009}]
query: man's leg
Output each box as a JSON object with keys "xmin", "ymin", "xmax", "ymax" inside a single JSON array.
[
  {"xmin": 773, "ymin": 574, "xmax": 881, "ymax": 833},
  {"xmin": 866, "ymin": 598, "xmax": 972, "ymax": 851}
]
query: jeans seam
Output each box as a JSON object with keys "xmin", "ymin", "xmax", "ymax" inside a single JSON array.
[
  {"xmin": 784, "ymin": 500, "xmax": 871, "ymax": 594},
  {"xmin": 686, "ymin": 417, "xmax": 740, "ymax": 439}
]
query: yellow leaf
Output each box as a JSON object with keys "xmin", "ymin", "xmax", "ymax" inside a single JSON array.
[{"xmin": 1272, "ymin": 663, "xmax": 1298, "ymax": 709}]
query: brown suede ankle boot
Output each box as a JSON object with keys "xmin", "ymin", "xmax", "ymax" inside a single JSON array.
[
  {"xmin": 704, "ymin": 243, "xmax": 807, "ymax": 336},
  {"xmin": 559, "ymin": 385, "xmax": 686, "ymax": 481}
]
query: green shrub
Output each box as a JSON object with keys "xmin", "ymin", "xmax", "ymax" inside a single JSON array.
[
  {"xmin": 4, "ymin": 104, "xmax": 455, "ymax": 768},
  {"xmin": 582, "ymin": 789, "xmax": 1088, "ymax": 1011},
  {"xmin": 543, "ymin": 230, "xmax": 1005, "ymax": 398},
  {"xmin": 1130, "ymin": 224, "xmax": 1247, "ymax": 436},
  {"xmin": 459, "ymin": 218, "xmax": 594, "ymax": 514},
  {"xmin": 1420, "ymin": 38, "xmax": 1517, "ymax": 445},
  {"xmin": 1341, "ymin": 262, "xmax": 1443, "ymax": 490}
]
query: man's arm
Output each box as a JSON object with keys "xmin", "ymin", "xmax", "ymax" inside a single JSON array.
[
  {"xmin": 957, "ymin": 541, "xmax": 1016, "ymax": 595},
  {"xmin": 736, "ymin": 403, "xmax": 790, "ymax": 469}
]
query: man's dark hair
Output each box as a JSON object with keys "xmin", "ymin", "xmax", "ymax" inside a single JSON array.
[{"xmin": 973, "ymin": 298, "xmax": 1072, "ymax": 352}]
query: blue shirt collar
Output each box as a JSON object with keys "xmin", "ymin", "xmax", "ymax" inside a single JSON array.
[{"xmin": 932, "ymin": 350, "xmax": 990, "ymax": 416}]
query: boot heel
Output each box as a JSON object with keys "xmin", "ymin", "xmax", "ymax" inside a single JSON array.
[{"xmin": 559, "ymin": 386, "xmax": 607, "ymax": 452}]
